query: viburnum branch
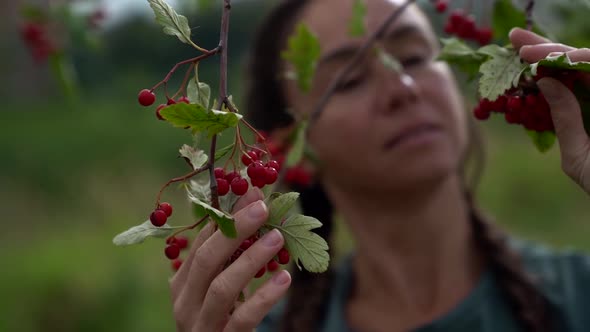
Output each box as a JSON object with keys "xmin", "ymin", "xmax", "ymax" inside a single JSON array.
[
  {"xmin": 168, "ymin": 214, "xmax": 210, "ymax": 239},
  {"xmin": 308, "ymin": 0, "xmax": 417, "ymax": 125},
  {"xmin": 151, "ymin": 47, "xmax": 220, "ymax": 92},
  {"xmin": 525, "ymin": 0, "xmax": 535, "ymax": 31},
  {"xmin": 208, "ymin": 134, "xmax": 220, "ymax": 210},
  {"xmin": 156, "ymin": 164, "xmax": 209, "ymax": 207}
]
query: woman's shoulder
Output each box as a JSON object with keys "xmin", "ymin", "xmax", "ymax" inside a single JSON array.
[{"xmin": 509, "ymin": 238, "xmax": 590, "ymax": 330}]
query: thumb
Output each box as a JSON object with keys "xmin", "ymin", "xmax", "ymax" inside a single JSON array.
[{"xmin": 537, "ymin": 77, "xmax": 588, "ymax": 155}]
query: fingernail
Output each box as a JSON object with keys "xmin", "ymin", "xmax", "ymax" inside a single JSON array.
[
  {"xmin": 272, "ymin": 270, "xmax": 291, "ymax": 285},
  {"xmin": 247, "ymin": 201, "xmax": 267, "ymax": 219},
  {"xmin": 261, "ymin": 229, "xmax": 282, "ymax": 247}
]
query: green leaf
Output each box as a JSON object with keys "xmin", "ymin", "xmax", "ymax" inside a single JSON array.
[
  {"xmin": 530, "ymin": 54, "xmax": 590, "ymax": 75},
  {"xmin": 269, "ymin": 215, "xmax": 329, "ymax": 273},
  {"xmin": 286, "ymin": 121, "xmax": 308, "ymax": 167},
  {"xmin": 160, "ymin": 103, "xmax": 242, "ymax": 137},
  {"xmin": 349, "ymin": 0, "xmax": 367, "ymax": 37},
  {"xmin": 526, "ymin": 130, "xmax": 556, "ymax": 153},
  {"xmin": 187, "ymin": 77, "xmax": 211, "ymax": 109},
  {"xmin": 492, "ymin": 0, "xmax": 545, "ymax": 45},
  {"xmin": 179, "ymin": 144, "xmax": 208, "ymax": 170},
  {"xmin": 478, "ymin": 45, "xmax": 527, "ymax": 101},
  {"xmin": 113, "ymin": 220, "xmax": 175, "ymax": 246},
  {"xmin": 148, "ymin": 0, "xmax": 193, "ymax": 45},
  {"xmin": 281, "ymin": 23, "xmax": 321, "ymax": 93},
  {"xmin": 377, "ymin": 47, "xmax": 402, "ymax": 73},
  {"xmin": 267, "ymin": 192, "xmax": 300, "ymax": 225},
  {"xmin": 215, "ymin": 143, "xmax": 235, "ymax": 161},
  {"xmin": 187, "ymin": 189, "xmax": 237, "ymax": 238},
  {"xmin": 437, "ymin": 38, "xmax": 487, "ymax": 79}
]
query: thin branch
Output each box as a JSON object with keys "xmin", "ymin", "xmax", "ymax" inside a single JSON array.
[
  {"xmin": 156, "ymin": 164, "xmax": 209, "ymax": 206},
  {"xmin": 151, "ymin": 47, "xmax": 220, "ymax": 91},
  {"xmin": 525, "ymin": 0, "xmax": 535, "ymax": 31},
  {"xmin": 308, "ymin": 0, "xmax": 418, "ymax": 125},
  {"xmin": 168, "ymin": 215, "xmax": 210, "ymax": 239}
]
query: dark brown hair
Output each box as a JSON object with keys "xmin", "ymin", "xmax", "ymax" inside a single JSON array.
[{"xmin": 244, "ymin": 1, "xmax": 554, "ymax": 331}]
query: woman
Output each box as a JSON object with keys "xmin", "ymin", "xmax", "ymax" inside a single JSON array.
[{"xmin": 170, "ymin": 0, "xmax": 590, "ymax": 331}]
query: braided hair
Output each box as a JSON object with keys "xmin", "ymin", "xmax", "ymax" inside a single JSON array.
[{"xmin": 243, "ymin": 1, "xmax": 554, "ymax": 331}]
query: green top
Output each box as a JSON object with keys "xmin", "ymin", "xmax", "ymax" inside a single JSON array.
[{"xmin": 258, "ymin": 240, "xmax": 590, "ymax": 331}]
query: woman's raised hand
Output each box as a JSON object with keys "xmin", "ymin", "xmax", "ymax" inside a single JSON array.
[
  {"xmin": 510, "ymin": 28, "xmax": 590, "ymax": 194},
  {"xmin": 170, "ymin": 188, "xmax": 291, "ymax": 332}
]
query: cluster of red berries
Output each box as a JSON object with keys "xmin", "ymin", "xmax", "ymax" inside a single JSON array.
[
  {"xmin": 256, "ymin": 132, "xmax": 313, "ymax": 188},
  {"xmin": 241, "ymin": 150, "xmax": 280, "ymax": 189},
  {"xmin": 230, "ymin": 233, "xmax": 291, "ymax": 278},
  {"xmin": 165, "ymin": 235, "xmax": 190, "ymax": 271},
  {"xmin": 430, "ymin": 0, "xmax": 449, "ymax": 13},
  {"xmin": 150, "ymin": 202, "xmax": 173, "ymax": 227},
  {"xmin": 214, "ymin": 167, "xmax": 249, "ymax": 196},
  {"xmin": 20, "ymin": 22, "xmax": 56, "ymax": 63},
  {"xmin": 441, "ymin": 9, "xmax": 493, "ymax": 46},
  {"xmin": 473, "ymin": 67, "xmax": 583, "ymax": 132},
  {"xmin": 138, "ymin": 88, "xmax": 191, "ymax": 120}
]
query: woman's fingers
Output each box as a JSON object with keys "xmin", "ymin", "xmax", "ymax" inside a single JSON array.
[
  {"xmin": 519, "ymin": 44, "xmax": 576, "ymax": 63},
  {"xmin": 509, "ymin": 27, "xmax": 551, "ymax": 50},
  {"xmin": 171, "ymin": 188, "xmax": 264, "ymax": 290},
  {"xmin": 567, "ymin": 48, "xmax": 590, "ymax": 62},
  {"xmin": 197, "ymin": 229, "xmax": 285, "ymax": 331},
  {"xmin": 224, "ymin": 270, "xmax": 292, "ymax": 332},
  {"xmin": 185, "ymin": 200, "xmax": 269, "ymax": 305}
]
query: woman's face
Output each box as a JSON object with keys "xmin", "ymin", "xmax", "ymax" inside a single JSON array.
[{"xmin": 282, "ymin": 0, "xmax": 468, "ymax": 193}]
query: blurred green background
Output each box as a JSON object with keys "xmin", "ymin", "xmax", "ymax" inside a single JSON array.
[{"xmin": 1, "ymin": 0, "xmax": 589, "ymax": 331}]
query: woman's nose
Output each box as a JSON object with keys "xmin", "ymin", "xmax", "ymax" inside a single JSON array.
[{"xmin": 376, "ymin": 69, "xmax": 420, "ymax": 114}]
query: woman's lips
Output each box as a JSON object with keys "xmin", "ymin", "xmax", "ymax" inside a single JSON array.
[{"xmin": 383, "ymin": 123, "xmax": 443, "ymax": 150}]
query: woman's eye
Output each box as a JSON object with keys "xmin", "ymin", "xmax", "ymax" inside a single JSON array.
[
  {"xmin": 336, "ymin": 75, "xmax": 363, "ymax": 91},
  {"xmin": 400, "ymin": 55, "xmax": 427, "ymax": 68}
]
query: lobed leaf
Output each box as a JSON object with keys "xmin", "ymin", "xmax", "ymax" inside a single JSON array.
[
  {"xmin": 179, "ymin": 144, "xmax": 208, "ymax": 170},
  {"xmin": 113, "ymin": 220, "xmax": 176, "ymax": 246},
  {"xmin": 526, "ymin": 130, "xmax": 556, "ymax": 153},
  {"xmin": 148, "ymin": 0, "xmax": 193, "ymax": 45},
  {"xmin": 478, "ymin": 45, "xmax": 527, "ymax": 101},
  {"xmin": 530, "ymin": 54, "xmax": 590, "ymax": 75},
  {"xmin": 267, "ymin": 192, "xmax": 300, "ymax": 225},
  {"xmin": 285, "ymin": 121, "xmax": 308, "ymax": 168},
  {"xmin": 160, "ymin": 103, "xmax": 242, "ymax": 137},
  {"xmin": 281, "ymin": 23, "xmax": 321, "ymax": 93},
  {"xmin": 187, "ymin": 77, "xmax": 211, "ymax": 109},
  {"xmin": 437, "ymin": 38, "xmax": 487, "ymax": 79},
  {"xmin": 349, "ymin": 0, "xmax": 367, "ymax": 37},
  {"xmin": 187, "ymin": 189, "xmax": 237, "ymax": 238},
  {"xmin": 270, "ymin": 215, "xmax": 330, "ymax": 273}
]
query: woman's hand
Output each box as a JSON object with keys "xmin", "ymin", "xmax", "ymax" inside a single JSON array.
[
  {"xmin": 510, "ymin": 28, "xmax": 590, "ymax": 194},
  {"xmin": 170, "ymin": 188, "xmax": 291, "ymax": 332}
]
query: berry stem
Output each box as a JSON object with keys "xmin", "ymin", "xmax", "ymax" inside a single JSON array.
[
  {"xmin": 172, "ymin": 61, "xmax": 196, "ymax": 100},
  {"xmin": 151, "ymin": 48, "xmax": 220, "ymax": 92},
  {"xmin": 156, "ymin": 164, "xmax": 209, "ymax": 207},
  {"xmin": 308, "ymin": 0, "xmax": 417, "ymax": 126},
  {"xmin": 168, "ymin": 215, "xmax": 210, "ymax": 240},
  {"xmin": 525, "ymin": 0, "xmax": 535, "ymax": 31}
]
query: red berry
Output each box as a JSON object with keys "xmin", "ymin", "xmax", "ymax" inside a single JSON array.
[
  {"xmin": 256, "ymin": 131, "xmax": 268, "ymax": 143},
  {"xmin": 266, "ymin": 160, "xmax": 281, "ymax": 171},
  {"xmin": 240, "ymin": 239, "xmax": 253, "ymax": 250},
  {"xmin": 255, "ymin": 266, "xmax": 266, "ymax": 278},
  {"xmin": 150, "ymin": 209, "xmax": 168, "ymax": 227},
  {"xmin": 167, "ymin": 98, "xmax": 177, "ymax": 105},
  {"xmin": 241, "ymin": 151, "xmax": 259, "ymax": 166},
  {"xmin": 178, "ymin": 96, "xmax": 190, "ymax": 104},
  {"xmin": 477, "ymin": 27, "xmax": 493, "ymax": 46},
  {"xmin": 251, "ymin": 177, "xmax": 266, "ymax": 189},
  {"xmin": 165, "ymin": 244, "xmax": 180, "ymax": 260},
  {"xmin": 479, "ymin": 99, "xmax": 493, "ymax": 113},
  {"xmin": 278, "ymin": 248, "xmax": 290, "ymax": 264},
  {"xmin": 21, "ymin": 22, "xmax": 44, "ymax": 43},
  {"xmin": 156, "ymin": 104, "xmax": 166, "ymax": 120},
  {"xmin": 267, "ymin": 260, "xmax": 280, "ymax": 272},
  {"xmin": 158, "ymin": 202, "xmax": 173, "ymax": 217},
  {"xmin": 490, "ymin": 95, "xmax": 508, "ymax": 113},
  {"xmin": 214, "ymin": 167, "xmax": 226, "ymax": 179},
  {"xmin": 444, "ymin": 21, "xmax": 455, "ymax": 35},
  {"xmin": 217, "ymin": 178, "xmax": 230, "ymax": 196},
  {"xmin": 166, "ymin": 237, "xmax": 177, "ymax": 245},
  {"xmin": 449, "ymin": 9, "xmax": 464, "ymax": 26},
  {"xmin": 172, "ymin": 259, "xmax": 183, "ymax": 271},
  {"xmin": 264, "ymin": 167, "xmax": 279, "ymax": 185},
  {"xmin": 176, "ymin": 236, "xmax": 189, "ymax": 250},
  {"xmin": 435, "ymin": 0, "xmax": 448, "ymax": 13},
  {"xmin": 138, "ymin": 89, "xmax": 156, "ymax": 107},
  {"xmin": 504, "ymin": 110, "xmax": 521, "ymax": 124},
  {"xmin": 507, "ymin": 96, "xmax": 524, "ymax": 113},
  {"xmin": 225, "ymin": 171, "xmax": 240, "ymax": 183},
  {"xmin": 247, "ymin": 161, "xmax": 266, "ymax": 180},
  {"xmin": 231, "ymin": 177, "xmax": 249, "ymax": 196},
  {"xmin": 473, "ymin": 105, "xmax": 490, "ymax": 120}
]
